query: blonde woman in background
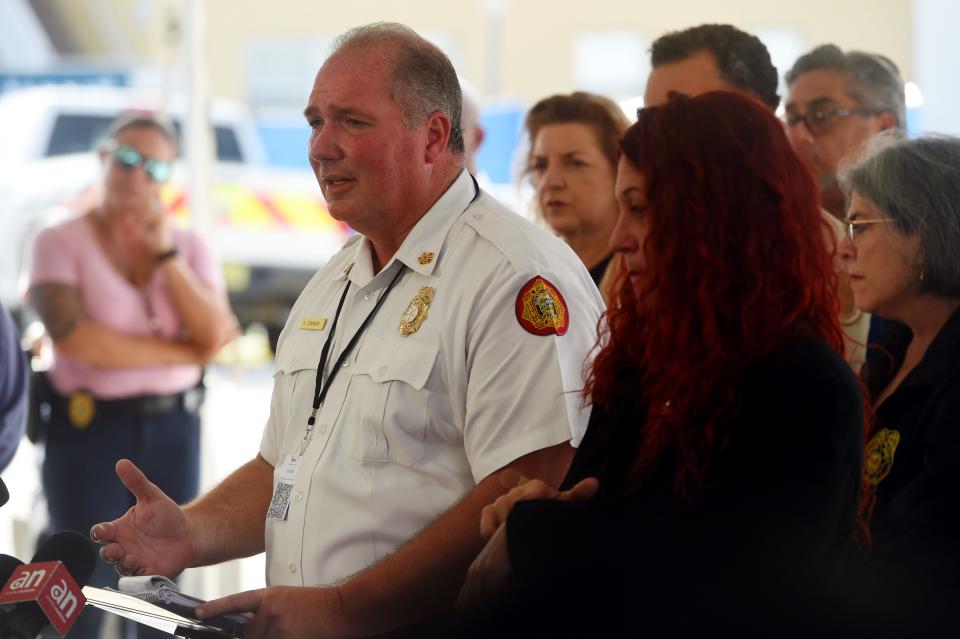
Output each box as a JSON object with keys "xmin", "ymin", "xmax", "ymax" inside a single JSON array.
[{"xmin": 524, "ymin": 92, "xmax": 630, "ymax": 300}]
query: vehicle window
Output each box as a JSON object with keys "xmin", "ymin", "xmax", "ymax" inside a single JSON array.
[
  {"xmin": 46, "ymin": 114, "xmax": 244, "ymax": 162},
  {"xmin": 213, "ymin": 126, "xmax": 243, "ymax": 162},
  {"xmin": 45, "ymin": 114, "xmax": 115, "ymax": 156}
]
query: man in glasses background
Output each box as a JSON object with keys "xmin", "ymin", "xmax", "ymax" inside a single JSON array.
[
  {"xmin": 640, "ymin": 26, "xmax": 876, "ymax": 373},
  {"xmin": 785, "ymin": 45, "xmax": 905, "ymax": 220}
]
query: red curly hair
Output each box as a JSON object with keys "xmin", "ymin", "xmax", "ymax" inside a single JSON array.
[{"xmin": 587, "ymin": 91, "xmax": 848, "ymax": 501}]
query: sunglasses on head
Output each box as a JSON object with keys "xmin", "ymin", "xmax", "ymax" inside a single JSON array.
[{"xmin": 108, "ymin": 144, "xmax": 172, "ymax": 182}]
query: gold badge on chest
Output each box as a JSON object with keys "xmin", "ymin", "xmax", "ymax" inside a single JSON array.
[
  {"xmin": 864, "ymin": 428, "xmax": 901, "ymax": 487},
  {"xmin": 400, "ymin": 287, "xmax": 435, "ymax": 337}
]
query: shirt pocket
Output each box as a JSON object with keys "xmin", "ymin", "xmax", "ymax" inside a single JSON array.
[
  {"xmin": 347, "ymin": 336, "xmax": 439, "ymax": 467},
  {"xmin": 273, "ymin": 336, "xmax": 322, "ymax": 437}
]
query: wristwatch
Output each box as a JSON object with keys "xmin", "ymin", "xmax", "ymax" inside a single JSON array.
[{"xmin": 155, "ymin": 248, "xmax": 179, "ymax": 263}]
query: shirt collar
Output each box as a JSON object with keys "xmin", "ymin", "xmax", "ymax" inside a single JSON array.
[
  {"xmin": 393, "ymin": 170, "xmax": 476, "ymax": 276},
  {"xmin": 335, "ymin": 170, "xmax": 477, "ymax": 285},
  {"xmin": 875, "ymin": 306, "xmax": 960, "ymax": 394}
]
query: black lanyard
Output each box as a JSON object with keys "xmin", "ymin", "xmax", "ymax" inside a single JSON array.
[
  {"xmin": 305, "ymin": 264, "xmax": 406, "ymax": 431},
  {"xmin": 300, "ymin": 175, "xmax": 480, "ymax": 450}
]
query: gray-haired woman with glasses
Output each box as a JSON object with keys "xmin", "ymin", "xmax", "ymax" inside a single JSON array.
[
  {"xmin": 26, "ymin": 114, "xmax": 237, "ymax": 639},
  {"xmin": 838, "ymin": 134, "xmax": 960, "ymax": 628}
]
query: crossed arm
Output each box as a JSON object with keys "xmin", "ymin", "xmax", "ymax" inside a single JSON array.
[
  {"xmin": 29, "ymin": 283, "xmax": 201, "ymax": 366},
  {"xmin": 29, "ymin": 278, "xmax": 235, "ymax": 367}
]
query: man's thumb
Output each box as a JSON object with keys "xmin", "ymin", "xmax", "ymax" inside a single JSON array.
[{"xmin": 116, "ymin": 458, "xmax": 164, "ymax": 502}]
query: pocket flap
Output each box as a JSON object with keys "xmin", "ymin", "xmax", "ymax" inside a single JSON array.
[
  {"xmin": 354, "ymin": 336, "xmax": 439, "ymax": 390},
  {"xmin": 273, "ymin": 334, "xmax": 325, "ymax": 375}
]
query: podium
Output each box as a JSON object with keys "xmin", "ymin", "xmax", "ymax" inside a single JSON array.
[{"xmin": 82, "ymin": 586, "xmax": 242, "ymax": 638}]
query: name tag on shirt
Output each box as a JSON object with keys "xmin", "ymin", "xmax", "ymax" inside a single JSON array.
[
  {"xmin": 266, "ymin": 453, "xmax": 301, "ymax": 521},
  {"xmin": 300, "ymin": 317, "xmax": 328, "ymax": 331}
]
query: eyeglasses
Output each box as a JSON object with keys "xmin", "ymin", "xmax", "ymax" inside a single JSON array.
[
  {"xmin": 845, "ymin": 218, "xmax": 895, "ymax": 244},
  {"xmin": 108, "ymin": 144, "xmax": 172, "ymax": 182},
  {"xmin": 785, "ymin": 108, "xmax": 877, "ymax": 137}
]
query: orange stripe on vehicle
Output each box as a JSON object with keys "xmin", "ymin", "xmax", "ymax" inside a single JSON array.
[{"xmin": 255, "ymin": 193, "xmax": 291, "ymax": 228}]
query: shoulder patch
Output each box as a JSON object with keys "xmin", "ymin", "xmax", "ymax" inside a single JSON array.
[{"xmin": 515, "ymin": 276, "xmax": 569, "ymax": 336}]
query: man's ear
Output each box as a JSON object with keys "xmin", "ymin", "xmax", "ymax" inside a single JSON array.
[
  {"xmin": 424, "ymin": 110, "xmax": 452, "ymax": 164},
  {"xmin": 474, "ymin": 126, "xmax": 486, "ymax": 150},
  {"xmin": 877, "ymin": 111, "xmax": 899, "ymax": 132}
]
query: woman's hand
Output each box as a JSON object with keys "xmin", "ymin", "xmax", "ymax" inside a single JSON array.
[
  {"xmin": 480, "ymin": 472, "xmax": 599, "ymax": 540},
  {"xmin": 137, "ymin": 197, "xmax": 173, "ymax": 255},
  {"xmin": 457, "ymin": 524, "xmax": 512, "ymax": 611},
  {"xmin": 460, "ymin": 475, "xmax": 599, "ymax": 610}
]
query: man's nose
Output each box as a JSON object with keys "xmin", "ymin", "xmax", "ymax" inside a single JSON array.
[
  {"xmin": 786, "ymin": 119, "xmax": 816, "ymax": 152},
  {"xmin": 309, "ymin": 125, "xmax": 342, "ymax": 162}
]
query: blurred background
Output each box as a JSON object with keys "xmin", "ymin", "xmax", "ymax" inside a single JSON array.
[{"xmin": 0, "ymin": 0, "xmax": 957, "ymax": 632}]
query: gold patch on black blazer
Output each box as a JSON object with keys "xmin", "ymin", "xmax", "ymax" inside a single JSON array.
[{"xmin": 864, "ymin": 428, "xmax": 901, "ymax": 487}]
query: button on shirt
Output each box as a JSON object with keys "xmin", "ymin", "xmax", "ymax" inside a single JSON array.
[{"xmin": 260, "ymin": 170, "xmax": 605, "ymax": 586}]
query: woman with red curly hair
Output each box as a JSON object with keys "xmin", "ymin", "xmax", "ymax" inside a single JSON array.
[{"xmin": 457, "ymin": 91, "xmax": 866, "ymax": 636}]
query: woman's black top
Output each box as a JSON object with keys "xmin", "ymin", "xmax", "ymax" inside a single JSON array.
[
  {"xmin": 588, "ymin": 253, "xmax": 613, "ymax": 287},
  {"xmin": 491, "ymin": 334, "xmax": 864, "ymax": 637},
  {"xmin": 856, "ymin": 307, "xmax": 960, "ymax": 632}
]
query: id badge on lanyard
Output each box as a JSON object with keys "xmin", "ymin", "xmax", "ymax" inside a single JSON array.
[{"xmin": 266, "ymin": 453, "xmax": 301, "ymax": 521}]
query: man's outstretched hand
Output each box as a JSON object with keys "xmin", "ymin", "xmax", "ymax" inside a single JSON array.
[{"xmin": 90, "ymin": 459, "xmax": 194, "ymax": 578}]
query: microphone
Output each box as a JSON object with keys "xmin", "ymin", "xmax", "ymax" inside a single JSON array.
[
  {"xmin": 0, "ymin": 554, "xmax": 25, "ymax": 623},
  {"xmin": 0, "ymin": 531, "xmax": 96, "ymax": 638},
  {"xmin": 0, "ymin": 477, "xmax": 8, "ymax": 508}
]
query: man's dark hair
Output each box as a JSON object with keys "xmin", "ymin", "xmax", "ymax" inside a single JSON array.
[
  {"xmin": 650, "ymin": 24, "xmax": 780, "ymax": 110},
  {"xmin": 785, "ymin": 44, "xmax": 905, "ymax": 128}
]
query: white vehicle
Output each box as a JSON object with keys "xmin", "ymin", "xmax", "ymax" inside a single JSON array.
[{"xmin": 0, "ymin": 85, "xmax": 349, "ymax": 347}]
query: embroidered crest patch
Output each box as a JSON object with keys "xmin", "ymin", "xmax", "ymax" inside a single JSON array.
[
  {"xmin": 515, "ymin": 276, "xmax": 569, "ymax": 336},
  {"xmin": 864, "ymin": 428, "xmax": 901, "ymax": 487}
]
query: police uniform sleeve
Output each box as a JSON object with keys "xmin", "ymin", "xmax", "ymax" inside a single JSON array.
[
  {"xmin": 461, "ymin": 261, "xmax": 600, "ymax": 483},
  {"xmin": 0, "ymin": 303, "xmax": 27, "ymax": 473}
]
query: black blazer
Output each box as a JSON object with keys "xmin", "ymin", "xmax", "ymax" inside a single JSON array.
[
  {"xmin": 464, "ymin": 334, "xmax": 865, "ymax": 637},
  {"xmin": 855, "ymin": 308, "xmax": 960, "ymax": 634}
]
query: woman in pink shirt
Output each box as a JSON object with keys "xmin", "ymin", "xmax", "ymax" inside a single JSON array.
[{"xmin": 28, "ymin": 115, "xmax": 236, "ymax": 639}]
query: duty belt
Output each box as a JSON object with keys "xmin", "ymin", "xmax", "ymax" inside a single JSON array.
[{"xmin": 49, "ymin": 385, "xmax": 204, "ymax": 430}]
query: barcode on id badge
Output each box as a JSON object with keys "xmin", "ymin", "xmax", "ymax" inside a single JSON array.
[{"xmin": 267, "ymin": 482, "xmax": 293, "ymax": 520}]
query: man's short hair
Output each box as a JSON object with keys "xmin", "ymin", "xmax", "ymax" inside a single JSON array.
[
  {"xmin": 650, "ymin": 24, "xmax": 780, "ymax": 110},
  {"xmin": 785, "ymin": 44, "xmax": 905, "ymax": 128},
  {"xmin": 332, "ymin": 22, "xmax": 464, "ymax": 154}
]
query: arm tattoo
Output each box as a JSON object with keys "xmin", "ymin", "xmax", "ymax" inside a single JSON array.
[{"xmin": 28, "ymin": 284, "xmax": 84, "ymax": 341}]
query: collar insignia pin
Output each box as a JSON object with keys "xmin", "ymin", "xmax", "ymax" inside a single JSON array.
[{"xmin": 418, "ymin": 252, "xmax": 434, "ymax": 265}]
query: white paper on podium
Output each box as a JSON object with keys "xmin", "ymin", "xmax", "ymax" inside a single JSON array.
[{"xmin": 82, "ymin": 586, "xmax": 236, "ymax": 636}]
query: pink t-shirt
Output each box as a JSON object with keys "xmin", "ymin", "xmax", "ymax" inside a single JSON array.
[{"xmin": 29, "ymin": 215, "xmax": 225, "ymax": 398}]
